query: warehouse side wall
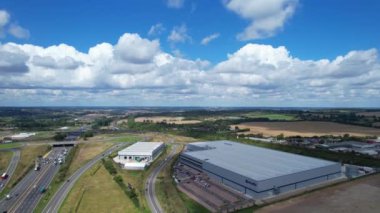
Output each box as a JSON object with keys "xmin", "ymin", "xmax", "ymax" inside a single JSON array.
[{"xmin": 179, "ymin": 153, "xmax": 342, "ymax": 199}]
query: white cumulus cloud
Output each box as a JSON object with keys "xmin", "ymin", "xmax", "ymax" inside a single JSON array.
[
  {"xmin": 168, "ymin": 24, "xmax": 191, "ymax": 44},
  {"xmin": 0, "ymin": 9, "xmax": 30, "ymax": 39},
  {"xmin": 166, "ymin": 0, "xmax": 185, "ymax": 9},
  {"xmin": 8, "ymin": 24, "xmax": 30, "ymax": 39},
  {"xmin": 148, "ymin": 23, "xmax": 165, "ymax": 36},
  {"xmin": 0, "ymin": 10, "xmax": 10, "ymax": 27},
  {"xmin": 201, "ymin": 33, "xmax": 220, "ymax": 45},
  {"xmin": 225, "ymin": 0, "xmax": 299, "ymax": 40},
  {"xmin": 114, "ymin": 33, "xmax": 160, "ymax": 64}
]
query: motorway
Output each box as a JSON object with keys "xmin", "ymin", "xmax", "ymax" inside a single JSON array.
[
  {"xmin": 42, "ymin": 144, "xmax": 122, "ymax": 213},
  {"xmin": 0, "ymin": 147, "xmax": 70, "ymax": 213},
  {"xmin": 146, "ymin": 144, "xmax": 178, "ymax": 213},
  {"xmin": 0, "ymin": 149, "xmax": 20, "ymax": 193}
]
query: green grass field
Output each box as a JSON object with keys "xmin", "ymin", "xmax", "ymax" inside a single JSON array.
[
  {"xmin": 244, "ymin": 112, "xmax": 297, "ymax": 121},
  {"xmin": 110, "ymin": 135, "xmax": 141, "ymax": 143},
  {"xmin": 60, "ymin": 163, "xmax": 139, "ymax": 213},
  {"xmin": 0, "ymin": 142, "xmax": 22, "ymax": 149}
]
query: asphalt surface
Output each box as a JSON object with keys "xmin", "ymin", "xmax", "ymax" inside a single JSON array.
[
  {"xmin": 0, "ymin": 149, "xmax": 20, "ymax": 193},
  {"xmin": 146, "ymin": 144, "xmax": 178, "ymax": 213},
  {"xmin": 0, "ymin": 147, "xmax": 70, "ymax": 213},
  {"xmin": 42, "ymin": 144, "xmax": 121, "ymax": 213}
]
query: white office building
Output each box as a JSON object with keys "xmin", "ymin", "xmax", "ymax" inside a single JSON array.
[{"xmin": 114, "ymin": 142, "xmax": 164, "ymax": 170}]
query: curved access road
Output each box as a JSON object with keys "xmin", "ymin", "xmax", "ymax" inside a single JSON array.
[
  {"xmin": 42, "ymin": 144, "xmax": 121, "ymax": 213},
  {"xmin": 146, "ymin": 144, "xmax": 178, "ymax": 213},
  {"xmin": 0, "ymin": 149, "xmax": 20, "ymax": 193}
]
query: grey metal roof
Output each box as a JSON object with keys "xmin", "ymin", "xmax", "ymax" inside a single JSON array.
[
  {"xmin": 118, "ymin": 142, "xmax": 163, "ymax": 156},
  {"xmin": 183, "ymin": 140, "xmax": 338, "ymax": 181}
]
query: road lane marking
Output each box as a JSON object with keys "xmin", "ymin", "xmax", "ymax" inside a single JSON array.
[{"xmin": 8, "ymin": 155, "xmax": 53, "ymax": 213}]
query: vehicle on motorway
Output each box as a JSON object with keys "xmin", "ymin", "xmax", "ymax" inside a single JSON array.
[
  {"xmin": 6, "ymin": 194, "xmax": 11, "ymax": 200},
  {"xmin": 1, "ymin": 173, "xmax": 8, "ymax": 180},
  {"xmin": 40, "ymin": 187, "xmax": 46, "ymax": 193},
  {"xmin": 35, "ymin": 160, "xmax": 40, "ymax": 171}
]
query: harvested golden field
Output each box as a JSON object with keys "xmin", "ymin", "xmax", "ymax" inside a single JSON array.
[
  {"xmin": 234, "ymin": 121, "xmax": 380, "ymax": 137},
  {"xmin": 67, "ymin": 142, "xmax": 113, "ymax": 176},
  {"xmin": 134, "ymin": 116, "xmax": 201, "ymax": 124}
]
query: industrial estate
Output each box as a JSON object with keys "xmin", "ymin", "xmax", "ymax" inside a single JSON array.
[
  {"xmin": 0, "ymin": 107, "xmax": 379, "ymax": 213},
  {"xmin": 1, "ymin": 0, "xmax": 379, "ymax": 212}
]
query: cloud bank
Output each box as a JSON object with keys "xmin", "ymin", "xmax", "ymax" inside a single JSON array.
[{"xmin": 0, "ymin": 32, "xmax": 379, "ymax": 106}]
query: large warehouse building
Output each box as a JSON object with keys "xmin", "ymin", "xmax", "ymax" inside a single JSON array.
[
  {"xmin": 180, "ymin": 140, "xmax": 342, "ymax": 199},
  {"xmin": 114, "ymin": 142, "xmax": 164, "ymax": 170}
]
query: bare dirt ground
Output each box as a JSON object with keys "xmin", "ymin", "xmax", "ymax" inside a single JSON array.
[
  {"xmin": 134, "ymin": 116, "xmax": 201, "ymax": 124},
  {"xmin": 234, "ymin": 121, "xmax": 380, "ymax": 137},
  {"xmin": 258, "ymin": 173, "xmax": 380, "ymax": 213}
]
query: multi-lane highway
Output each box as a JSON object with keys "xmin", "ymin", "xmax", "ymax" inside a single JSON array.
[
  {"xmin": 0, "ymin": 149, "xmax": 20, "ymax": 193},
  {"xmin": 0, "ymin": 147, "xmax": 70, "ymax": 213},
  {"xmin": 42, "ymin": 144, "xmax": 122, "ymax": 213},
  {"xmin": 146, "ymin": 144, "xmax": 178, "ymax": 213}
]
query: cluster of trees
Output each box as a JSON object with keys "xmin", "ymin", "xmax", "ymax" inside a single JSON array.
[
  {"xmin": 0, "ymin": 108, "xmax": 75, "ymax": 130},
  {"xmin": 54, "ymin": 132, "xmax": 68, "ymax": 141},
  {"xmin": 80, "ymin": 130, "xmax": 94, "ymax": 140},
  {"xmin": 56, "ymin": 146, "xmax": 77, "ymax": 183},
  {"xmin": 102, "ymin": 158, "xmax": 117, "ymax": 175},
  {"xmin": 299, "ymin": 111, "xmax": 380, "ymax": 128},
  {"xmin": 92, "ymin": 117, "xmax": 113, "ymax": 129}
]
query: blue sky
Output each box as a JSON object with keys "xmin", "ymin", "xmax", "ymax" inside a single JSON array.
[
  {"xmin": 0, "ymin": 0, "xmax": 380, "ymax": 106},
  {"xmin": 2, "ymin": 0, "xmax": 379, "ymax": 62}
]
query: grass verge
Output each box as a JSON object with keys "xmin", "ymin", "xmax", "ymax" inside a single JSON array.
[
  {"xmin": 0, "ymin": 142, "xmax": 22, "ymax": 149},
  {"xmin": 60, "ymin": 163, "xmax": 139, "ymax": 213},
  {"xmin": 67, "ymin": 142, "xmax": 113, "ymax": 176},
  {"xmin": 155, "ymin": 148, "xmax": 209, "ymax": 213},
  {"xmin": 0, "ymin": 151, "xmax": 13, "ymax": 171},
  {"xmin": 110, "ymin": 135, "xmax": 141, "ymax": 143}
]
